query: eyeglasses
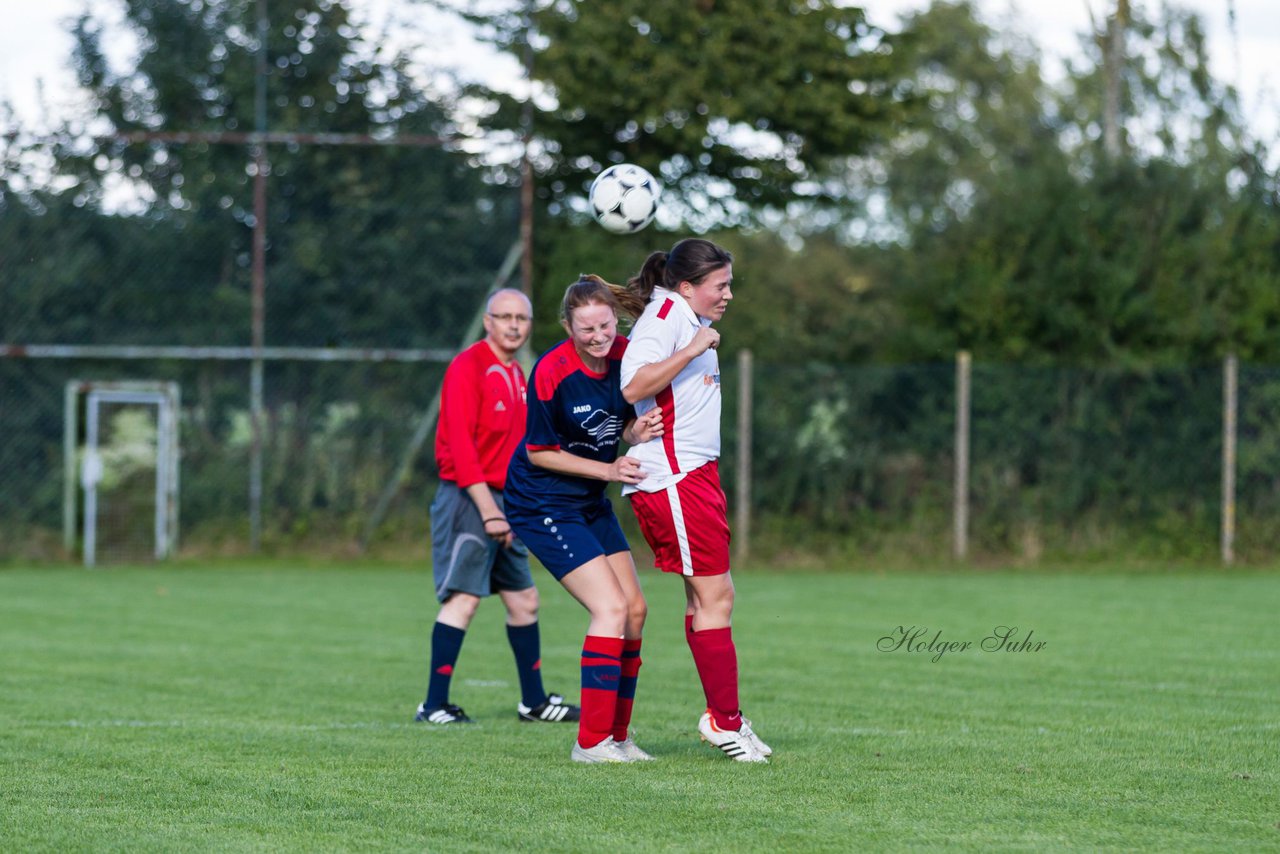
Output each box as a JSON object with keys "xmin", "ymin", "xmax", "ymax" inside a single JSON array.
[{"xmin": 488, "ymin": 312, "xmax": 532, "ymax": 324}]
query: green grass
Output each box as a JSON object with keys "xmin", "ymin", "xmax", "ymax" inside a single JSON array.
[{"xmin": 1, "ymin": 563, "xmax": 1277, "ymax": 852}]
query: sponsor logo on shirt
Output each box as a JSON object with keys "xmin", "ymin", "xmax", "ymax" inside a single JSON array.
[
  {"xmin": 572, "ymin": 404, "xmax": 591, "ymax": 414},
  {"xmin": 703, "ymin": 373, "xmax": 720, "ymax": 386}
]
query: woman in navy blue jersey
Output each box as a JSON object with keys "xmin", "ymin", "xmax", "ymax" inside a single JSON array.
[{"xmin": 504, "ymin": 275, "xmax": 664, "ymax": 763}]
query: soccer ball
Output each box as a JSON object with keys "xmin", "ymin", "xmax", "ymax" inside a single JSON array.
[{"xmin": 588, "ymin": 164, "xmax": 661, "ymax": 234}]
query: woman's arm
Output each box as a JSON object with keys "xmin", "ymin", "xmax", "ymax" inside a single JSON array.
[
  {"xmin": 527, "ymin": 449, "xmax": 647, "ymax": 485},
  {"xmin": 621, "ymin": 326, "xmax": 720, "ymax": 403}
]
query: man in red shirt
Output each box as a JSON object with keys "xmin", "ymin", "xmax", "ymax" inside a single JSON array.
[{"xmin": 414, "ymin": 288, "xmax": 579, "ymax": 725}]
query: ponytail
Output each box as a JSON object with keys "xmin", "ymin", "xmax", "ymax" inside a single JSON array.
[
  {"xmin": 625, "ymin": 251, "xmax": 669, "ymax": 305},
  {"xmin": 625, "ymin": 239, "xmax": 733, "ymax": 305}
]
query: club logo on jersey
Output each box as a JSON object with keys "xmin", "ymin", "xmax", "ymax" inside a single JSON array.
[{"xmin": 580, "ymin": 409, "xmax": 623, "ymax": 443}]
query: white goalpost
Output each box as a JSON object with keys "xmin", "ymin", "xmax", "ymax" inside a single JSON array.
[{"xmin": 63, "ymin": 380, "xmax": 181, "ymax": 567}]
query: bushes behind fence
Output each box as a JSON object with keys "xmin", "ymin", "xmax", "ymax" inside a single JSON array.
[{"xmin": 5, "ymin": 357, "xmax": 1279, "ymax": 565}]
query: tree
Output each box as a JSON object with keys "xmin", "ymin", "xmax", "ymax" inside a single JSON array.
[
  {"xmin": 878, "ymin": 2, "xmax": 1280, "ymax": 366},
  {"xmin": 1, "ymin": 0, "xmax": 534, "ymax": 549},
  {"xmin": 1062, "ymin": 1, "xmax": 1253, "ymax": 172},
  {"xmin": 7, "ymin": 0, "xmax": 518, "ymax": 350},
  {"xmin": 466, "ymin": 0, "xmax": 912, "ymax": 229},
  {"xmin": 831, "ymin": 0, "xmax": 1061, "ymax": 241}
]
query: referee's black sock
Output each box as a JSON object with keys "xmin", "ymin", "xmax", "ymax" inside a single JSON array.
[
  {"xmin": 425, "ymin": 622, "xmax": 466, "ymax": 709},
  {"xmin": 507, "ymin": 621, "xmax": 547, "ymax": 708}
]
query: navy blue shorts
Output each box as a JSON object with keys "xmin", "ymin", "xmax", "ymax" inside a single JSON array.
[{"xmin": 507, "ymin": 498, "xmax": 631, "ymax": 580}]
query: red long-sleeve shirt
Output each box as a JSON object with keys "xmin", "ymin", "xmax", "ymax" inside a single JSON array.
[{"xmin": 434, "ymin": 340, "xmax": 528, "ymax": 490}]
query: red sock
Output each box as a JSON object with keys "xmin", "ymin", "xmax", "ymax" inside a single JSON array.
[
  {"xmin": 684, "ymin": 614, "xmax": 710, "ymax": 707},
  {"xmin": 612, "ymin": 638, "xmax": 643, "ymax": 742},
  {"xmin": 688, "ymin": 626, "xmax": 741, "ymax": 730},
  {"xmin": 579, "ymin": 635, "xmax": 624, "ymax": 748}
]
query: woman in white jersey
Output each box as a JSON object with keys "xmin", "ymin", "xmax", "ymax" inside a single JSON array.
[{"xmin": 619, "ymin": 238, "xmax": 772, "ymax": 764}]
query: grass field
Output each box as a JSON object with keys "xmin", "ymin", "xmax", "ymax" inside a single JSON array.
[{"xmin": 1, "ymin": 562, "xmax": 1277, "ymax": 852}]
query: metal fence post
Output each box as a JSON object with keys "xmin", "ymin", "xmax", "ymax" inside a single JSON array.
[
  {"xmin": 63, "ymin": 380, "xmax": 79, "ymax": 555},
  {"xmin": 1222, "ymin": 354, "xmax": 1238, "ymax": 565},
  {"xmin": 734, "ymin": 348, "xmax": 753, "ymax": 565},
  {"xmin": 954, "ymin": 351, "xmax": 971, "ymax": 561}
]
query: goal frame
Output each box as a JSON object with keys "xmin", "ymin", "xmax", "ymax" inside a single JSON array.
[{"xmin": 63, "ymin": 380, "xmax": 181, "ymax": 567}]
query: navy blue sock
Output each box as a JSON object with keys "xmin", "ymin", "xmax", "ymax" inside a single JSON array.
[
  {"xmin": 425, "ymin": 622, "xmax": 466, "ymax": 710},
  {"xmin": 506, "ymin": 622, "xmax": 547, "ymax": 708}
]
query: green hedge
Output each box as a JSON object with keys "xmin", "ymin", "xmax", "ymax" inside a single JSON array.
[{"xmin": 6, "ymin": 358, "xmax": 1280, "ymax": 565}]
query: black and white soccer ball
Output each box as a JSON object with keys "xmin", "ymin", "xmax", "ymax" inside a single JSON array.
[{"xmin": 588, "ymin": 164, "xmax": 661, "ymax": 234}]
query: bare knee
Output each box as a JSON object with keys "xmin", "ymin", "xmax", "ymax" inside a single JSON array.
[
  {"xmin": 690, "ymin": 577, "xmax": 735, "ymax": 628},
  {"xmin": 438, "ymin": 592, "xmax": 481, "ymax": 628},
  {"xmin": 627, "ymin": 595, "xmax": 649, "ymax": 634},
  {"xmin": 599, "ymin": 595, "xmax": 628, "ymax": 627},
  {"xmin": 501, "ymin": 586, "xmax": 540, "ymax": 625},
  {"xmin": 591, "ymin": 595, "xmax": 629, "ymax": 637},
  {"xmin": 697, "ymin": 600, "xmax": 733, "ymax": 626}
]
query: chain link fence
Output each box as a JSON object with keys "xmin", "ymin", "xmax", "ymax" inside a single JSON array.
[
  {"xmin": 724, "ymin": 358, "xmax": 1274, "ymax": 566},
  {"xmin": 0, "ymin": 356, "xmax": 448, "ymax": 562},
  {"xmin": 6, "ymin": 351, "xmax": 1280, "ymax": 565}
]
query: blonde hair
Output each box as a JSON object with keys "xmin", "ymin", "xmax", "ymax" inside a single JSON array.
[{"xmin": 560, "ymin": 274, "xmax": 646, "ymax": 326}]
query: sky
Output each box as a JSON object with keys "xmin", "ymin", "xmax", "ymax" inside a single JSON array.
[{"xmin": 0, "ymin": 0, "xmax": 1276, "ymax": 145}]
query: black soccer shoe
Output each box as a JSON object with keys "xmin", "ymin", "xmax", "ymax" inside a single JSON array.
[
  {"xmin": 415, "ymin": 702, "xmax": 474, "ymax": 724},
  {"xmin": 517, "ymin": 692, "xmax": 580, "ymax": 723}
]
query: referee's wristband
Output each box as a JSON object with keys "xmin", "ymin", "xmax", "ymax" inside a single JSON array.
[{"xmin": 483, "ymin": 517, "xmax": 507, "ymax": 524}]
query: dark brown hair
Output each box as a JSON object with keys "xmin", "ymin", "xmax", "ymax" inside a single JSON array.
[
  {"xmin": 625, "ymin": 238, "xmax": 734, "ymax": 304},
  {"xmin": 560, "ymin": 274, "xmax": 646, "ymax": 327}
]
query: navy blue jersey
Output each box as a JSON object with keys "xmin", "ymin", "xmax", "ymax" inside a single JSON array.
[{"xmin": 504, "ymin": 337, "xmax": 635, "ymax": 510}]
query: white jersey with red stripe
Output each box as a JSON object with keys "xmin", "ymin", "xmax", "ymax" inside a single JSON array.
[{"xmin": 620, "ymin": 287, "xmax": 721, "ymax": 495}]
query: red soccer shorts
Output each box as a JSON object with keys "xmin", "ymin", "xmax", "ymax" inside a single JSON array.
[{"xmin": 628, "ymin": 461, "xmax": 730, "ymax": 576}]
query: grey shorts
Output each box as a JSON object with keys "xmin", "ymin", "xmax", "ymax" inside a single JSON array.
[{"xmin": 430, "ymin": 481, "xmax": 533, "ymax": 603}]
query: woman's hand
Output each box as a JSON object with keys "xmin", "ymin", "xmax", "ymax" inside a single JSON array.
[
  {"xmin": 607, "ymin": 455, "xmax": 648, "ymax": 484},
  {"xmin": 627, "ymin": 408, "xmax": 665, "ymax": 444},
  {"xmin": 685, "ymin": 326, "xmax": 720, "ymax": 356}
]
